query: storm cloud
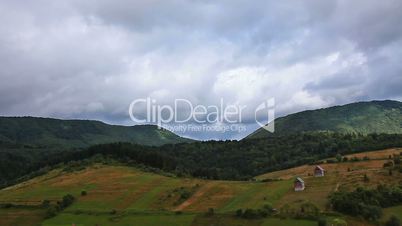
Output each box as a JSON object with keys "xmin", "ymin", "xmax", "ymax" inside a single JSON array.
[{"xmin": 0, "ymin": 0, "xmax": 401, "ymax": 140}]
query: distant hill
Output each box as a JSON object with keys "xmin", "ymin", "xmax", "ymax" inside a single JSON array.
[
  {"xmin": 246, "ymin": 100, "xmax": 402, "ymax": 139},
  {"xmin": 0, "ymin": 117, "xmax": 192, "ymax": 148}
]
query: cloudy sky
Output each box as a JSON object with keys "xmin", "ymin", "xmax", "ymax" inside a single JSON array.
[{"xmin": 1, "ymin": 0, "xmax": 402, "ymax": 140}]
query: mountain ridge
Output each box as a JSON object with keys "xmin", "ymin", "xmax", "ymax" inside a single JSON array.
[
  {"xmin": 0, "ymin": 116, "xmax": 192, "ymax": 148},
  {"xmin": 246, "ymin": 99, "xmax": 402, "ymax": 139}
]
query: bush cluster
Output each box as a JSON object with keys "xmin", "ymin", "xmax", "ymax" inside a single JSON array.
[
  {"xmin": 329, "ymin": 185, "xmax": 402, "ymax": 220},
  {"xmin": 45, "ymin": 194, "xmax": 75, "ymax": 219},
  {"xmin": 235, "ymin": 204, "xmax": 275, "ymax": 219}
]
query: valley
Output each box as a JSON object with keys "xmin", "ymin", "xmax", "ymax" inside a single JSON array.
[{"xmin": 0, "ymin": 148, "xmax": 401, "ymax": 226}]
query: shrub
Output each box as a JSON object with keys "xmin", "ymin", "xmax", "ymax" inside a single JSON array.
[
  {"xmin": 331, "ymin": 218, "xmax": 347, "ymax": 226},
  {"xmin": 261, "ymin": 204, "xmax": 275, "ymax": 216},
  {"xmin": 61, "ymin": 194, "xmax": 75, "ymax": 208},
  {"xmin": 45, "ymin": 206, "xmax": 58, "ymax": 219},
  {"xmin": 242, "ymin": 208, "xmax": 260, "ymax": 219},
  {"xmin": 235, "ymin": 209, "xmax": 243, "ymax": 217},
  {"xmin": 180, "ymin": 190, "xmax": 191, "ymax": 200},
  {"xmin": 351, "ymin": 157, "xmax": 360, "ymax": 162},
  {"xmin": 41, "ymin": 200, "xmax": 50, "ymax": 208},
  {"xmin": 2, "ymin": 203, "xmax": 13, "ymax": 208},
  {"xmin": 326, "ymin": 159, "xmax": 336, "ymax": 164},
  {"xmin": 336, "ymin": 154, "xmax": 342, "ymax": 162},
  {"xmin": 81, "ymin": 190, "xmax": 87, "ymax": 196}
]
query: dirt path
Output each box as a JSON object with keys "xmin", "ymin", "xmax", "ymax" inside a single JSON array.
[{"xmin": 174, "ymin": 183, "xmax": 214, "ymax": 211}]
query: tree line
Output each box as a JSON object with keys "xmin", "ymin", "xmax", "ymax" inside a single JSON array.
[{"xmin": 2, "ymin": 132, "xmax": 401, "ymax": 187}]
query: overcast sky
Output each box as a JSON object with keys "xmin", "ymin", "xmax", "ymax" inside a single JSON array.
[{"xmin": 0, "ymin": 0, "xmax": 401, "ymax": 140}]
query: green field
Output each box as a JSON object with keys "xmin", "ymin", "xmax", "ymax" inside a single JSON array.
[
  {"xmin": 0, "ymin": 165, "xmax": 307, "ymax": 226},
  {"xmin": 382, "ymin": 205, "xmax": 402, "ymax": 223},
  {"xmin": 0, "ymin": 165, "xmax": 295, "ymax": 213},
  {"xmin": 1, "ymin": 148, "xmax": 401, "ymax": 226},
  {"xmin": 43, "ymin": 213, "xmax": 196, "ymax": 226},
  {"xmin": 40, "ymin": 212, "xmax": 320, "ymax": 226}
]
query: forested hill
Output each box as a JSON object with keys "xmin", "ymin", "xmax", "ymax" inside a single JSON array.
[
  {"xmin": 247, "ymin": 100, "xmax": 402, "ymax": 139},
  {"xmin": 0, "ymin": 116, "xmax": 192, "ymax": 148}
]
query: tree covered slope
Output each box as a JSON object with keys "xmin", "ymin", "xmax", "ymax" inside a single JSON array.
[
  {"xmin": 247, "ymin": 100, "xmax": 402, "ymax": 139},
  {"xmin": 0, "ymin": 116, "xmax": 192, "ymax": 148}
]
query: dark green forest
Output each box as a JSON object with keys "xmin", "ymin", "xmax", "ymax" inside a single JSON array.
[{"xmin": 2, "ymin": 132, "xmax": 402, "ymax": 187}]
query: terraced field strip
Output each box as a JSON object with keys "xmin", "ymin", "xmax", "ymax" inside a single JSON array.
[
  {"xmin": 174, "ymin": 182, "xmax": 215, "ymax": 211},
  {"xmin": 42, "ymin": 212, "xmax": 196, "ymax": 226},
  {"xmin": 191, "ymin": 214, "xmax": 318, "ymax": 226},
  {"xmin": 113, "ymin": 174, "xmax": 165, "ymax": 209},
  {"xmin": 261, "ymin": 218, "xmax": 317, "ymax": 226},
  {"xmin": 256, "ymin": 165, "xmax": 311, "ymax": 180},
  {"xmin": 248, "ymin": 180, "xmax": 293, "ymax": 207},
  {"xmin": 0, "ymin": 208, "xmax": 46, "ymax": 226},
  {"xmin": 219, "ymin": 183, "xmax": 263, "ymax": 212},
  {"xmin": 256, "ymin": 149, "xmax": 401, "ymax": 181},
  {"xmin": 127, "ymin": 177, "xmax": 180, "ymax": 210},
  {"xmin": 68, "ymin": 173, "xmax": 160, "ymax": 211},
  {"xmin": 345, "ymin": 148, "xmax": 401, "ymax": 160},
  {"xmin": 276, "ymin": 172, "xmax": 341, "ymax": 209}
]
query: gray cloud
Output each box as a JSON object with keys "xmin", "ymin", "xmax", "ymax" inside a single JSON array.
[{"xmin": 0, "ymin": 0, "xmax": 401, "ymax": 140}]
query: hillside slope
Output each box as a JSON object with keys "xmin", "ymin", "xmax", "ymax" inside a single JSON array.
[
  {"xmin": 247, "ymin": 100, "xmax": 402, "ymax": 139},
  {"xmin": 0, "ymin": 116, "xmax": 192, "ymax": 148},
  {"xmin": 0, "ymin": 148, "xmax": 401, "ymax": 226}
]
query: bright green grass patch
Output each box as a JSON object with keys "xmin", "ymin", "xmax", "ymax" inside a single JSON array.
[
  {"xmin": 110, "ymin": 174, "xmax": 162, "ymax": 208},
  {"xmin": 127, "ymin": 178, "xmax": 180, "ymax": 211},
  {"xmin": 67, "ymin": 174, "xmax": 159, "ymax": 211},
  {"xmin": 220, "ymin": 180, "xmax": 291, "ymax": 212},
  {"xmin": 191, "ymin": 214, "xmax": 317, "ymax": 226},
  {"xmin": 220, "ymin": 183, "xmax": 263, "ymax": 212},
  {"xmin": 42, "ymin": 213, "xmax": 196, "ymax": 226},
  {"xmin": 0, "ymin": 171, "xmax": 98, "ymax": 203},
  {"xmin": 191, "ymin": 214, "xmax": 263, "ymax": 226},
  {"xmin": 261, "ymin": 218, "xmax": 317, "ymax": 226},
  {"xmin": 382, "ymin": 205, "xmax": 402, "ymax": 221},
  {"xmin": 0, "ymin": 186, "xmax": 83, "ymax": 201}
]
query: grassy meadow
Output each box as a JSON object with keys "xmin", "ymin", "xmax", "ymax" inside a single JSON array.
[{"xmin": 0, "ymin": 148, "xmax": 401, "ymax": 226}]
